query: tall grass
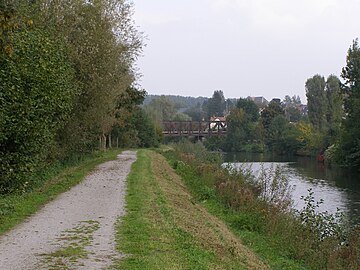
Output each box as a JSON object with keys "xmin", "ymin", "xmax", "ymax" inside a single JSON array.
[{"xmin": 163, "ymin": 141, "xmax": 360, "ymax": 269}]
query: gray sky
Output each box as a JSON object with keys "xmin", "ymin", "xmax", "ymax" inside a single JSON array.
[{"xmin": 133, "ymin": 0, "xmax": 359, "ymax": 104}]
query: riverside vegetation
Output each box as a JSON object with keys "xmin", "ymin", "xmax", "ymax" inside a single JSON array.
[{"xmin": 158, "ymin": 141, "xmax": 360, "ymax": 269}]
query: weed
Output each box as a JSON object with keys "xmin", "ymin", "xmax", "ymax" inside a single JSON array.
[{"xmin": 38, "ymin": 220, "xmax": 100, "ymax": 269}]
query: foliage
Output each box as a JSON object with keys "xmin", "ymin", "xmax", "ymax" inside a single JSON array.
[
  {"xmin": 236, "ymin": 98, "xmax": 259, "ymax": 122},
  {"xmin": 336, "ymin": 39, "xmax": 360, "ymax": 168},
  {"xmin": 256, "ymin": 164, "xmax": 292, "ymax": 210},
  {"xmin": 130, "ymin": 107, "xmax": 161, "ymax": 148},
  {"xmin": 266, "ymin": 116, "xmax": 302, "ymax": 154},
  {"xmin": 144, "ymin": 95, "xmax": 178, "ymax": 122},
  {"xmin": 202, "ymin": 90, "xmax": 226, "ymax": 118},
  {"xmin": 112, "ymin": 106, "xmax": 161, "ymax": 148},
  {"xmin": 0, "ymin": 27, "xmax": 77, "ymax": 193},
  {"xmin": 325, "ymin": 75, "xmax": 343, "ymax": 144},
  {"xmin": 225, "ymin": 107, "xmax": 259, "ymax": 152},
  {"xmin": 0, "ymin": 0, "xmax": 144, "ymax": 193},
  {"xmin": 260, "ymin": 99, "xmax": 284, "ymax": 131},
  {"xmin": 295, "ymin": 121, "xmax": 323, "ymax": 154},
  {"xmin": 296, "ymin": 189, "xmax": 346, "ymax": 241},
  {"xmin": 183, "ymin": 103, "xmax": 205, "ymax": 121},
  {"xmin": 305, "ymin": 74, "xmax": 343, "ymax": 151},
  {"xmin": 306, "ymin": 74, "xmax": 327, "ymax": 132}
]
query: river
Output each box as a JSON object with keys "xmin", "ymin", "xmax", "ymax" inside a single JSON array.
[{"xmin": 224, "ymin": 152, "xmax": 360, "ymax": 226}]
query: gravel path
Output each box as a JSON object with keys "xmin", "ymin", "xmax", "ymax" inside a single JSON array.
[{"xmin": 0, "ymin": 150, "xmax": 137, "ymax": 270}]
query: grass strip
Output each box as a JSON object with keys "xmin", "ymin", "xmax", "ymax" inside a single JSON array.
[
  {"xmin": 115, "ymin": 150, "xmax": 268, "ymax": 269},
  {"xmin": 163, "ymin": 150, "xmax": 308, "ymax": 270},
  {"xmin": 0, "ymin": 149, "xmax": 121, "ymax": 235}
]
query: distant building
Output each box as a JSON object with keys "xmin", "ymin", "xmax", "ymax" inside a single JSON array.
[
  {"xmin": 247, "ymin": 96, "xmax": 269, "ymax": 108},
  {"xmin": 209, "ymin": 116, "xmax": 226, "ymax": 129},
  {"xmin": 271, "ymin": 98, "xmax": 281, "ymax": 104}
]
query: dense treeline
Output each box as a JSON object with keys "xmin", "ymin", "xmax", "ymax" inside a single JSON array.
[
  {"xmin": 146, "ymin": 40, "xmax": 360, "ymax": 171},
  {"xmin": 0, "ymin": 1, "xmax": 159, "ymax": 193}
]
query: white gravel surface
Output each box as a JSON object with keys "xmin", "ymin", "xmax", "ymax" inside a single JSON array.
[{"xmin": 0, "ymin": 150, "xmax": 137, "ymax": 270}]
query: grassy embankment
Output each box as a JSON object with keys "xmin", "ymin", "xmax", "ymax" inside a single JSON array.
[
  {"xmin": 116, "ymin": 144, "xmax": 359, "ymax": 270},
  {"xmin": 158, "ymin": 143, "xmax": 360, "ymax": 270},
  {"xmin": 115, "ymin": 149, "xmax": 269, "ymax": 269},
  {"xmin": 0, "ymin": 150, "xmax": 122, "ymax": 235}
]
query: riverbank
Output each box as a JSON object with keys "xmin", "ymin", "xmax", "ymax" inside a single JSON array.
[{"xmin": 160, "ymin": 142, "xmax": 360, "ymax": 269}]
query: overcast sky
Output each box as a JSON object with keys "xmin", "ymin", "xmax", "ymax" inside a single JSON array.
[{"xmin": 133, "ymin": 0, "xmax": 359, "ymax": 104}]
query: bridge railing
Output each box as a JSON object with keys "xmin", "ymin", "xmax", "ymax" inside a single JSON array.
[{"xmin": 161, "ymin": 121, "xmax": 227, "ymax": 137}]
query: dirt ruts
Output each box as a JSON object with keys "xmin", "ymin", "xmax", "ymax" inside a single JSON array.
[{"xmin": 0, "ymin": 150, "xmax": 136, "ymax": 270}]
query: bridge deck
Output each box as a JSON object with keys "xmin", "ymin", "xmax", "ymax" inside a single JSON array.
[{"xmin": 161, "ymin": 121, "xmax": 227, "ymax": 137}]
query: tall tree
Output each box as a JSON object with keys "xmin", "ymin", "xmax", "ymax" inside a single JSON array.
[
  {"xmin": 33, "ymin": 0, "xmax": 143, "ymax": 153},
  {"xmin": 306, "ymin": 75, "xmax": 327, "ymax": 132},
  {"xmin": 337, "ymin": 39, "xmax": 360, "ymax": 168},
  {"xmin": 203, "ymin": 90, "xmax": 226, "ymax": 118},
  {"xmin": 325, "ymin": 75, "xmax": 343, "ymax": 143}
]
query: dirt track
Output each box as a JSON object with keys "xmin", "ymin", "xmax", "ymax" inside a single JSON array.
[{"xmin": 0, "ymin": 150, "xmax": 136, "ymax": 270}]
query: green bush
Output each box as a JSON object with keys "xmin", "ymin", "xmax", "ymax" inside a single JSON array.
[{"xmin": 0, "ymin": 28, "xmax": 77, "ymax": 193}]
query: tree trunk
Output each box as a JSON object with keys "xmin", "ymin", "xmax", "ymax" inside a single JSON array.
[
  {"xmin": 102, "ymin": 134, "xmax": 106, "ymax": 150},
  {"xmin": 108, "ymin": 133, "xmax": 112, "ymax": 148}
]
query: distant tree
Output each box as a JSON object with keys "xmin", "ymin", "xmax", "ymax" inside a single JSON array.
[
  {"xmin": 283, "ymin": 95, "xmax": 303, "ymax": 122},
  {"xmin": 260, "ymin": 100, "xmax": 285, "ymax": 149},
  {"xmin": 336, "ymin": 39, "xmax": 360, "ymax": 168},
  {"xmin": 306, "ymin": 75, "xmax": 327, "ymax": 132},
  {"xmin": 225, "ymin": 98, "xmax": 235, "ymax": 114},
  {"xmin": 203, "ymin": 90, "xmax": 226, "ymax": 118},
  {"xmin": 184, "ymin": 102, "xmax": 205, "ymax": 121},
  {"xmin": 145, "ymin": 95, "xmax": 177, "ymax": 122},
  {"xmin": 283, "ymin": 95, "xmax": 302, "ymax": 107},
  {"xmin": 236, "ymin": 98, "xmax": 259, "ymax": 122},
  {"xmin": 325, "ymin": 75, "xmax": 343, "ymax": 144},
  {"xmin": 173, "ymin": 113, "xmax": 192, "ymax": 121},
  {"xmin": 225, "ymin": 108, "xmax": 251, "ymax": 151},
  {"xmin": 260, "ymin": 99, "xmax": 285, "ymax": 130},
  {"xmin": 267, "ymin": 115, "xmax": 301, "ymax": 154}
]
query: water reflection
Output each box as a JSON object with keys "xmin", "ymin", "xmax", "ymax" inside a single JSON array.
[{"xmin": 224, "ymin": 152, "xmax": 360, "ymax": 225}]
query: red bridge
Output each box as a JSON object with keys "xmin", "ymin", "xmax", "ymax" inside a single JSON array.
[{"xmin": 161, "ymin": 121, "xmax": 227, "ymax": 137}]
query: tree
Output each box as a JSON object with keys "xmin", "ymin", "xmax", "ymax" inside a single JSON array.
[
  {"xmin": 34, "ymin": 0, "xmax": 143, "ymax": 153},
  {"xmin": 336, "ymin": 39, "xmax": 360, "ymax": 168},
  {"xmin": 144, "ymin": 95, "xmax": 178, "ymax": 122},
  {"xmin": 325, "ymin": 75, "xmax": 343, "ymax": 144},
  {"xmin": 203, "ymin": 90, "xmax": 226, "ymax": 118},
  {"xmin": 267, "ymin": 115, "xmax": 302, "ymax": 154},
  {"xmin": 236, "ymin": 98, "xmax": 259, "ymax": 122},
  {"xmin": 224, "ymin": 107, "xmax": 260, "ymax": 152},
  {"xmin": 0, "ymin": 27, "xmax": 77, "ymax": 192},
  {"xmin": 184, "ymin": 102, "xmax": 205, "ymax": 121},
  {"xmin": 283, "ymin": 95, "xmax": 303, "ymax": 122},
  {"xmin": 306, "ymin": 75, "xmax": 327, "ymax": 132},
  {"xmin": 260, "ymin": 99, "xmax": 285, "ymax": 130}
]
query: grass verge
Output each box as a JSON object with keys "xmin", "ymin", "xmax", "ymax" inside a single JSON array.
[
  {"xmin": 162, "ymin": 146, "xmax": 308, "ymax": 270},
  {"xmin": 0, "ymin": 149, "xmax": 121, "ymax": 235},
  {"xmin": 115, "ymin": 149, "xmax": 268, "ymax": 269}
]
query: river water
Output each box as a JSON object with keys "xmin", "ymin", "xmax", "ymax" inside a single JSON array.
[{"xmin": 224, "ymin": 152, "xmax": 360, "ymax": 226}]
